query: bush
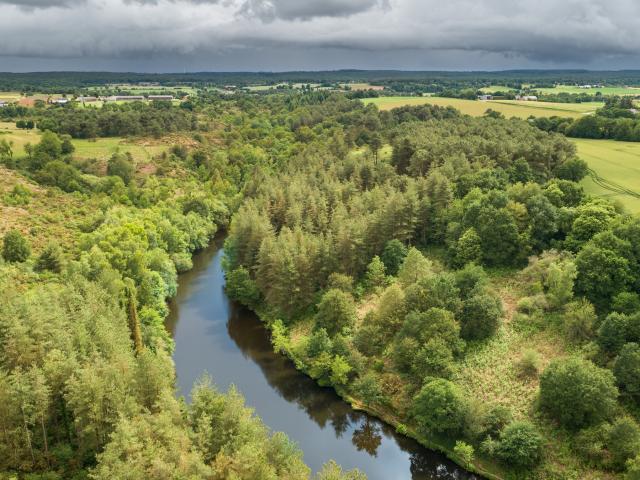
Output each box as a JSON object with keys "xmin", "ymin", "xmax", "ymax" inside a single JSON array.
[
  {"xmin": 598, "ymin": 312, "xmax": 630, "ymax": 355},
  {"xmin": 412, "ymin": 378, "xmax": 467, "ymax": 435},
  {"xmin": 2, "ymin": 229, "xmax": 30, "ymax": 263},
  {"xmin": 608, "ymin": 417, "xmax": 640, "ymax": 471},
  {"xmin": 459, "ymin": 293, "xmax": 503, "ymax": 340},
  {"xmin": 564, "ymin": 299, "xmax": 596, "ymax": 343},
  {"xmin": 540, "ymin": 357, "xmax": 618, "ymax": 429},
  {"xmin": 315, "ymin": 289, "xmax": 356, "ymax": 336},
  {"xmin": 613, "ymin": 292, "xmax": 640, "ymax": 315},
  {"xmin": 35, "ymin": 242, "xmax": 64, "ymax": 273},
  {"xmin": 380, "ymin": 239, "xmax": 408, "ymax": 276},
  {"xmin": 225, "ymin": 267, "xmax": 261, "ymax": 309},
  {"xmin": 517, "ymin": 349, "xmax": 540, "ymax": 378},
  {"xmin": 453, "ymin": 441, "xmax": 474, "ymax": 467},
  {"xmin": 614, "ymin": 343, "xmax": 640, "ymax": 398},
  {"xmin": 497, "ymin": 421, "xmax": 543, "ymax": 468},
  {"xmin": 454, "ymin": 263, "xmax": 487, "ymax": 299}
]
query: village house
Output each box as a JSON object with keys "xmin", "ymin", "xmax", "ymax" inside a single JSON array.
[
  {"xmin": 478, "ymin": 94, "xmax": 493, "ymax": 100},
  {"xmin": 0, "ymin": 100, "xmax": 7, "ymax": 108},
  {"xmin": 516, "ymin": 95, "xmax": 538, "ymax": 101},
  {"xmin": 49, "ymin": 97, "xmax": 70, "ymax": 105},
  {"xmin": 76, "ymin": 96, "xmax": 98, "ymax": 102}
]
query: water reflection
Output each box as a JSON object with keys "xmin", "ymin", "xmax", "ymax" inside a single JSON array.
[{"xmin": 167, "ymin": 241, "xmax": 478, "ymax": 480}]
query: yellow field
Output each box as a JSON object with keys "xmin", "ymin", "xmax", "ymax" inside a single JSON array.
[
  {"xmin": 363, "ymin": 96, "xmax": 603, "ymax": 118},
  {"xmin": 0, "ymin": 122, "xmax": 40, "ymax": 155},
  {"xmin": 0, "ymin": 91, "xmax": 22, "ymax": 101},
  {"xmin": 574, "ymin": 138, "xmax": 640, "ymax": 213}
]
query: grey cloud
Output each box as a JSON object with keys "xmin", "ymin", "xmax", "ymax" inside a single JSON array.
[
  {"xmin": 1, "ymin": 0, "xmax": 640, "ymax": 69},
  {"xmin": 238, "ymin": 0, "xmax": 386, "ymax": 21}
]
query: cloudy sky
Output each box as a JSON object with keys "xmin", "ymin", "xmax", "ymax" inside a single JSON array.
[{"xmin": 1, "ymin": 0, "xmax": 639, "ymax": 72}]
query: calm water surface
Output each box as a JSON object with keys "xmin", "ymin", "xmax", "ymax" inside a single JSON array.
[{"xmin": 166, "ymin": 239, "xmax": 476, "ymax": 480}]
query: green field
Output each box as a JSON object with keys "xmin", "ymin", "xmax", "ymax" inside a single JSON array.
[
  {"xmin": 536, "ymin": 85, "xmax": 640, "ymax": 96},
  {"xmin": 574, "ymin": 138, "xmax": 640, "ymax": 213},
  {"xmin": 0, "ymin": 122, "xmax": 167, "ymax": 162},
  {"xmin": 363, "ymin": 96, "xmax": 603, "ymax": 118}
]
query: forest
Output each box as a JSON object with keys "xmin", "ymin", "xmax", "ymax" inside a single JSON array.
[{"xmin": 1, "ymin": 83, "xmax": 640, "ymax": 480}]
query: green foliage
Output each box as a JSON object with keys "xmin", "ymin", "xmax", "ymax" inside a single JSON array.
[
  {"xmin": 564, "ymin": 299, "xmax": 596, "ymax": 343},
  {"xmin": 397, "ymin": 247, "xmax": 432, "ymax": 287},
  {"xmin": 412, "ymin": 378, "xmax": 467, "ymax": 435},
  {"xmin": 608, "ymin": 417, "xmax": 640, "ymax": 471},
  {"xmin": 352, "ymin": 373, "xmax": 385, "ymax": 407},
  {"xmin": 2, "ymin": 229, "xmax": 30, "ymax": 263},
  {"xmin": 459, "ymin": 293, "xmax": 503, "ymax": 341},
  {"xmin": 225, "ymin": 266, "xmax": 261, "ymax": 309},
  {"xmin": 380, "ymin": 239, "xmax": 408, "ymax": 276},
  {"xmin": 517, "ymin": 349, "xmax": 541, "ymax": 378},
  {"xmin": 614, "ymin": 343, "xmax": 640, "ymax": 398},
  {"xmin": 453, "ymin": 441, "xmax": 474, "ymax": 467},
  {"xmin": 315, "ymin": 289, "xmax": 356, "ymax": 336},
  {"xmin": 598, "ymin": 312, "xmax": 631, "ymax": 355},
  {"xmin": 34, "ymin": 242, "xmax": 64, "ymax": 273},
  {"xmin": 453, "ymin": 228, "xmax": 482, "ymax": 267},
  {"xmin": 613, "ymin": 292, "xmax": 640, "ymax": 315},
  {"xmin": 540, "ymin": 357, "xmax": 618, "ymax": 429},
  {"xmin": 496, "ymin": 421, "xmax": 543, "ymax": 469},
  {"xmin": 107, "ymin": 152, "xmax": 135, "ymax": 185},
  {"xmin": 363, "ymin": 255, "xmax": 387, "ymax": 291}
]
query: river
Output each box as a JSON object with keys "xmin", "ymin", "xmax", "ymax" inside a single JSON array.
[{"xmin": 166, "ymin": 239, "xmax": 476, "ymax": 480}]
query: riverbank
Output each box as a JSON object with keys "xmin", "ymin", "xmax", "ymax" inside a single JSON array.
[
  {"xmin": 168, "ymin": 241, "xmax": 476, "ymax": 479},
  {"xmin": 253, "ymin": 306, "xmax": 503, "ymax": 480}
]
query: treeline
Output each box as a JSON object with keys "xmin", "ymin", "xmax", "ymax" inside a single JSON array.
[
  {"xmin": 33, "ymin": 102, "xmax": 196, "ymax": 138},
  {"xmin": 532, "ymin": 96, "xmax": 640, "ymax": 141}
]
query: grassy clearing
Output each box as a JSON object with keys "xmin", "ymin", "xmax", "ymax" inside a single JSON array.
[
  {"xmin": 363, "ymin": 96, "xmax": 602, "ymax": 118},
  {"xmin": 574, "ymin": 138, "xmax": 640, "ymax": 213},
  {"xmin": 0, "ymin": 91, "xmax": 22, "ymax": 101},
  {"xmin": 343, "ymin": 83, "xmax": 385, "ymax": 91},
  {"xmin": 0, "ymin": 122, "xmax": 40, "ymax": 155}
]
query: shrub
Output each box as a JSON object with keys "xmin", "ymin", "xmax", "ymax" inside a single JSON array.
[
  {"xmin": 454, "ymin": 441, "xmax": 474, "ymax": 467},
  {"xmin": 598, "ymin": 312, "xmax": 630, "ymax": 355},
  {"xmin": 614, "ymin": 343, "xmax": 640, "ymax": 398},
  {"xmin": 364, "ymin": 255, "xmax": 387, "ymax": 291},
  {"xmin": 2, "ymin": 229, "xmax": 30, "ymax": 263},
  {"xmin": 564, "ymin": 299, "xmax": 596, "ymax": 343},
  {"xmin": 225, "ymin": 267, "xmax": 261, "ymax": 309},
  {"xmin": 608, "ymin": 417, "xmax": 640, "ymax": 471},
  {"xmin": 612, "ymin": 292, "xmax": 640, "ymax": 315},
  {"xmin": 497, "ymin": 421, "xmax": 543, "ymax": 469},
  {"xmin": 412, "ymin": 378, "xmax": 467, "ymax": 435},
  {"xmin": 454, "ymin": 263, "xmax": 487, "ymax": 299},
  {"xmin": 540, "ymin": 357, "xmax": 618, "ymax": 429},
  {"xmin": 34, "ymin": 242, "xmax": 64, "ymax": 273},
  {"xmin": 459, "ymin": 293, "xmax": 503, "ymax": 340},
  {"xmin": 380, "ymin": 239, "xmax": 408, "ymax": 276},
  {"xmin": 517, "ymin": 349, "xmax": 540, "ymax": 378},
  {"xmin": 315, "ymin": 289, "xmax": 356, "ymax": 336}
]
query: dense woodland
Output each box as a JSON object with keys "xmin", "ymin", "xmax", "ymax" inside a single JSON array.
[{"xmin": 1, "ymin": 86, "xmax": 640, "ymax": 479}]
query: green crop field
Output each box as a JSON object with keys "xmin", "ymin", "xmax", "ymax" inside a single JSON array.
[
  {"xmin": 536, "ymin": 85, "xmax": 640, "ymax": 96},
  {"xmin": 574, "ymin": 138, "xmax": 640, "ymax": 213},
  {"xmin": 363, "ymin": 96, "xmax": 603, "ymax": 118}
]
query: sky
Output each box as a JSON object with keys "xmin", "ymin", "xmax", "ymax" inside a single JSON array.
[{"xmin": 1, "ymin": 0, "xmax": 640, "ymax": 72}]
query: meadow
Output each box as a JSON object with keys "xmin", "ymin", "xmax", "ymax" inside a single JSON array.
[
  {"xmin": 536, "ymin": 85, "xmax": 640, "ymax": 96},
  {"xmin": 363, "ymin": 96, "xmax": 603, "ymax": 118},
  {"xmin": 0, "ymin": 122, "xmax": 168, "ymax": 162},
  {"xmin": 574, "ymin": 138, "xmax": 640, "ymax": 213}
]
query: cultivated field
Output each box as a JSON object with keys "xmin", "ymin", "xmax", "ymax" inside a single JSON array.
[
  {"xmin": 574, "ymin": 138, "xmax": 640, "ymax": 213},
  {"xmin": 363, "ymin": 96, "xmax": 603, "ymax": 118},
  {"xmin": 536, "ymin": 85, "xmax": 640, "ymax": 96}
]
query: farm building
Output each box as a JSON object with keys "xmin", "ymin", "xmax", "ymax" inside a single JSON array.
[
  {"xmin": 106, "ymin": 95, "xmax": 145, "ymax": 102},
  {"xmin": 76, "ymin": 96, "xmax": 98, "ymax": 102},
  {"xmin": 516, "ymin": 95, "xmax": 538, "ymax": 101},
  {"xmin": 49, "ymin": 98, "xmax": 70, "ymax": 105},
  {"xmin": 0, "ymin": 101, "xmax": 7, "ymax": 108},
  {"xmin": 478, "ymin": 94, "xmax": 493, "ymax": 100},
  {"xmin": 148, "ymin": 95, "xmax": 174, "ymax": 101}
]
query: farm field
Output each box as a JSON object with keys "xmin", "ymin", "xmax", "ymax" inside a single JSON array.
[
  {"xmin": 0, "ymin": 122, "xmax": 167, "ymax": 162},
  {"xmin": 536, "ymin": 84, "xmax": 640, "ymax": 96},
  {"xmin": 363, "ymin": 96, "xmax": 603, "ymax": 118},
  {"xmin": 574, "ymin": 138, "xmax": 640, "ymax": 213}
]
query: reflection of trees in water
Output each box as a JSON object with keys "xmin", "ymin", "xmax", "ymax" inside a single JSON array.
[
  {"xmin": 352, "ymin": 419, "xmax": 382, "ymax": 456},
  {"xmin": 226, "ymin": 302, "xmax": 475, "ymax": 480}
]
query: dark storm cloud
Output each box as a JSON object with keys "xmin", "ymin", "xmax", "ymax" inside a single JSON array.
[
  {"xmin": 238, "ymin": 0, "xmax": 386, "ymax": 21},
  {"xmin": 1, "ymin": 0, "xmax": 640, "ymax": 70}
]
